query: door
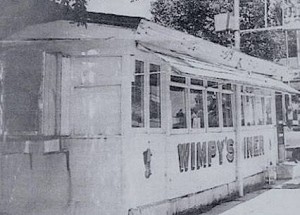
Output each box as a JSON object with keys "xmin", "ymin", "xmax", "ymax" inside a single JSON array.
[{"xmin": 275, "ymin": 93, "xmax": 285, "ymax": 162}]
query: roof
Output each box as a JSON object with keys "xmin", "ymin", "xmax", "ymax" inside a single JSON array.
[
  {"xmin": 1, "ymin": 12, "xmax": 297, "ymax": 93},
  {"xmin": 86, "ymin": 12, "xmax": 143, "ymax": 29},
  {"xmin": 135, "ymin": 20, "xmax": 289, "ymax": 80},
  {"xmin": 154, "ymin": 52, "xmax": 298, "ymax": 94}
]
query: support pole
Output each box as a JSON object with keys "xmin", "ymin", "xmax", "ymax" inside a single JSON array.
[
  {"xmin": 234, "ymin": 0, "xmax": 243, "ymax": 197},
  {"xmin": 297, "ymin": 30, "xmax": 300, "ymax": 68},
  {"xmin": 235, "ymin": 85, "xmax": 244, "ymax": 197},
  {"xmin": 264, "ymin": 0, "xmax": 268, "ymax": 28},
  {"xmin": 285, "ymin": 30, "xmax": 289, "ymax": 67},
  {"xmin": 234, "ymin": 0, "xmax": 240, "ymax": 50}
]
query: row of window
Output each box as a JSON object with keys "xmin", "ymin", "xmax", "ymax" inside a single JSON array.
[
  {"xmin": 170, "ymin": 77, "xmax": 233, "ymax": 130},
  {"xmin": 131, "ymin": 60, "xmax": 274, "ymax": 131}
]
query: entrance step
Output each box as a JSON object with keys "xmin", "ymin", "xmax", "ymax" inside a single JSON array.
[{"xmin": 276, "ymin": 162, "xmax": 300, "ymax": 180}]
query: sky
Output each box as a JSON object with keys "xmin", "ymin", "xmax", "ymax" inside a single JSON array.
[{"xmin": 87, "ymin": 0, "xmax": 152, "ymax": 19}]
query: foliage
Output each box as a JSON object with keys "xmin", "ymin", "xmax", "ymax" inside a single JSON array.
[
  {"xmin": 151, "ymin": 0, "xmax": 290, "ymax": 61},
  {"xmin": 51, "ymin": 0, "xmax": 89, "ymax": 26}
]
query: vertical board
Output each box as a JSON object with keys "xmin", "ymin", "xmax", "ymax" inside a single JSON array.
[{"xmin": 42, "ymin": 53, "xmax": 57, "ymax": 136}]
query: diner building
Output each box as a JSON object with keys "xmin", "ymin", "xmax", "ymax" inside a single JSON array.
[{"xmin": 0, "ymin": 12, "xmax": 298, "ymax": 215}]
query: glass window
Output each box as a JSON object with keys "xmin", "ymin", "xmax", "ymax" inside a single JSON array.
[
  {"xmin": 171, "ymin": 75, "xmax": 186, "ymax": 84},
  {"xmin": 222, "ymin": 83, "xmax": 232, "ymax": 90},
  {"xmin": 292, "ymin": 95, "xmax": 298, "ymax": 121},
  {"xmin": 149, "ymin": 65, "xmax": 161, "ymax": 128},
  {"xmin": 191, "ymin": 78, "xmax": 204, "ymax": 86},
  {"xmin": 135, "ymin": 60, "xmax": 144, "ymax": 74},
  {"xmin": 207, "ymin": 81, "xmax": 218, "ymax": 88},
  {"xmin": 266, "ymin": 97, "xmax": 272, "ymax": 125},
  {"xmin": 170, "ymin": 86, "xmax": 187, "ymax": 129},
  {"xmin": 222, "ymin": 94, "xmax": 233, "ymax": 127},
  {"xmin": 241, "ymin": 95, "xmax": 245, "ymax": 126},
  {"xmin": 150, "ymin": 64, "xmax": 160, "ymax": 73},
  {"xmin": 190, "ymin": 89, "xmax": 204, "ymax": 129},
  {"xmin": 207, "ymin": 91, "xmax": 219, "ymax": 128},
  {"xmin": 244, "ymin": 95, "xmax": 255, "ymax": 126},
  {"xmin": 255, "ymin": 97, "xmax": 265, "ymax": 125},
  {"xmin": 131, "ymin": 61, "xmax": 145, "ymax": 127}
]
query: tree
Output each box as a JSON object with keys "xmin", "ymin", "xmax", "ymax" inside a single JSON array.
[
  {"xmin": 151, "ymin": 0, "xmax": 288, "ymax": 61},
  {"xmin": 51, "ymin": 0, "xmax": 89, "ymax": 26}
]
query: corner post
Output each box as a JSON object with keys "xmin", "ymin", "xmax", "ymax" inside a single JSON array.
[{"xmin": 235, "ymin": 84, "xmax": 244, "ymax": 197}]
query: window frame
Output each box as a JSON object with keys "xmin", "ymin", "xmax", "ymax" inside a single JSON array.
[
  {"xmin": 240, "ymin": 86, "xmax": 275, "ymax": 130},
  {"xmin": 221, "ymin": 85, "xmax": 235, "ymax": 131},
  {"xmin": 169, "ymin": 76, "xmax": 235, "ymax": 134},
  {"xmin": 131, "ymin": 58, "xmax": 163, "ymax": 133}
]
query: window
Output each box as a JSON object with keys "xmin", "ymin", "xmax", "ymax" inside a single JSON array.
[
  {"xmin": 244, "ymin": 95, "xmax": 255, "ymax": 126},
  {"xmin": 255, "ymin": 97, "xmax": 265, "ymax": 125},
  {"xmin": 222, "ymin": 93, "xmax": 233, "ymax": 127},
  {"xmin": 241, "ymin": 95, "xmax": 245, "ymax": 126},
  {"xmin": 207, "ymin": 91, "xmax": 219, "ymax": 128},
  {"xmin": 149, "ymin": 64, "xmax": 161, "ymax": 128},
  {"xmin": 131, "ymin": 61, "xmax": 162, "ymax": 129},
  {"xmin": 265, "ymin": 97, "xmax": 272, "ymax": 125},
  {"xmin": 171, "ymin": 86, "xmax": 187, "ymax": 129},
  {"xmin": 70, "ymin": 56, "xmax": 122, "ymax": 136},
  {"xmin": 190, "ymin": 89, "xmax": 204, "ymax": 129},
  {"xmin": 241, "ymin": 88, "xmax": 273, "ymax": 127},
  {"xmin": 131, "ymin": 60, "xmax": 145, "ymax": 128}
]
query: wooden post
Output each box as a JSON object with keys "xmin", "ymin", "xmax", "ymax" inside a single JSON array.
[
  {"xmin": 234, "ymin": 0, "xmax": 243, "ymax": 197},
  {"xmin": 235, "ymin": 85, "xmax": 244, "ymax": 197},
  {"xmin": 297, "ymin": 30, "xmax": 300, "ymax": 68},
  {"xmin": 234, "ymin": 0, "xmax": 240, "ymax": 50},
  {"xmin": 285, "ymin": 31, "xmax": 289, "ymax": 67},
  {"xmin": 264, "ymin": 0, "xmax": 268, "ymax": 28}
]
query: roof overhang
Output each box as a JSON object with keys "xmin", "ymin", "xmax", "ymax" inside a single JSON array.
[{"xmin": 143, "ymin": 48, "xmax": 299, "ymax": 94}]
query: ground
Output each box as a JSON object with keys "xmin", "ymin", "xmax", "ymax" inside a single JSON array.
[{"xmin": 198, "ymin": 178, "xmax": 300, "ymax": 215}]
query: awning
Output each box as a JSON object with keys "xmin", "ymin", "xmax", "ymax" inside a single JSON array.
[{"xmin": 156, "ymin": 53, "xmax": 299, "ymax": 94}]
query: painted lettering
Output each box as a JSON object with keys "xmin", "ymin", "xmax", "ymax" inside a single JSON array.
[
  {"xmin": 217, "ymin": 140, "xmax": 224, "ymax": 165},
  {"xmin": 259, "ymin": 136, "xmax": 264, "ymax": 155},
  {"xmin": 178, "ymin": 143, "xmax": 190, "ymax": 172},
  {"xmin": 226, "ymin": 138, "xmax": 234, "ymax": 163},
  {"xmin": 246, "ymin": 137, "xmax": 253, "ymax": 158},
  {"xmin": 197, "ymin": 142, "xmax": 207, "ymax": 169},
  {"xmin": 208, "ymin": 141, "xmax": 216, "ymax": 167},
  {"xmin": 177, "ymin": 137, "xmax": 235, "ymax": 172},
  {"xmin": 244, "ymin": 135, "xmax": 264, "ymax": 159},
  {"xmin": 191, "ymin": 142, "xmax": 196, "ymax": 170}
]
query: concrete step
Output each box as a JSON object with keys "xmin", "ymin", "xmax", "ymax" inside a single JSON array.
[{"xmin": 276, "ymin": 162, "xmax": 300, "ymax": 180}]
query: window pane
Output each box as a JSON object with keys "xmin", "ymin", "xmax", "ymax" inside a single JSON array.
[
  {"xmin": 241, "ymin": 95, "xmax": 245, "ymax": 126},
  {"xmin": 207, "ymin": 81, "xmax": 218, "ymax": 88},
  {"xmin": 170, "ymin": 86, "xmax": 187, "ymax": 129},
  {"xmin": 190, "ymin": 89, "xmax": 204, "ymax": 129},
  {"xmin": 222, "ymin": 94, "xmax": 233, "ymax": 127},
  {"xmin": 132, "ymin": 75, "xmax": 144, "ymax": 127},
  {"xmin": 266, "ymin": 97, "xmax": 272, "ymax": 125},
  {"xmin": 255, "ymin": 97, "xmax": 265, "ymax": 125},
  {"xmin": 222, "ymin": 83, "xmax": 232, "ymax": 90},
  {"xmin": 245, "ymin": 96, "xmax": 255, "ymax": 126},
  {"xmin": 135, "ymin": 60, "xmax": 144, "ymax": 74},
  {"xmin": 207, "ymin": 91, "xmax": 219, "ymax": 127},
  {"xmin": 191, "ymin": 78, "xmax": 203, "ymax": 86},
  {"xmin": 171, "ymin": 75, "xmax": 186, "ymax": 84},
  {"xmin": 150, "ymin": 73, "xmax": 161, "ymax": 128},
  {"xmin": 150, "ymin": 64, "xmax": 160, "ymax": 73}
]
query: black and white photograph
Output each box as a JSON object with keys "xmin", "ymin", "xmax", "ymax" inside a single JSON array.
[{"xmin": 1, "ymin": 0, "xmax": 300, "ymax": 214}]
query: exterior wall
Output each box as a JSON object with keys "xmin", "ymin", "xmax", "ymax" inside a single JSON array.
[
  {"xmin": 241, "ymin": 127, "xmax": 278, "ymax": 178},
  {"xmin": 0, "ymin": 137, "xmax": 123, "ymax": 215},
  {"xmin": 124, "ymin": 127, "xmax": 277, "ymax": 214}
]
